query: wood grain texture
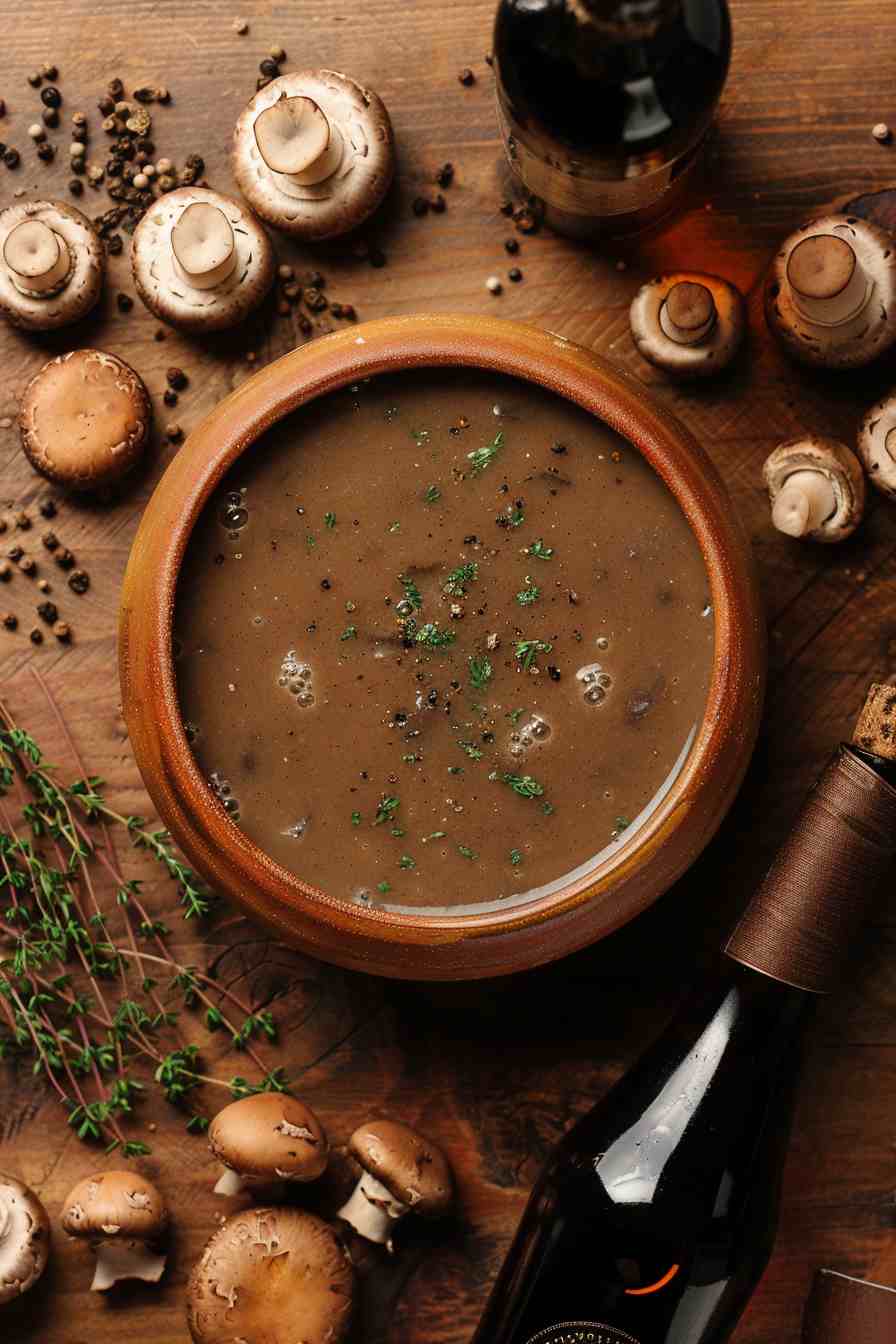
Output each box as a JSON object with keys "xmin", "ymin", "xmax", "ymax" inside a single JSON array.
[{"xmin": 0, "ymin": 1, "xmax": 895, "ymax": 1340}]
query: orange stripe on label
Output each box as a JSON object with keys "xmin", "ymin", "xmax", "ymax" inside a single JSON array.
[{"xmin": 624, "ymin": 1264, "xmax": 681, "ymax": 1296}]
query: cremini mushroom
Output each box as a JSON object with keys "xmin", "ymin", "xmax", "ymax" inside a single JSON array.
[
  {"xmin": 0, "ymin": 1173, "xmax": 50, "ymax": 1305},
  {"xmin": 857, "ymin": 390, "xmax": 896, "ymax": 500},
  {"xmin": 131, "ymin": 187, "xmax": 275, "ymax": 333},
  {"xmin": 763, "ymin": 436, "xmax": 866, "ymax": 543},
  {"xmin": 61, "ymin": 1170, "xmax": 168, "ymax": 1291},
  {"xmin": 233, "ymin": 70, "xmax": 395, "ymax": 241},
  {"xmin": 19, "ymin": 348, "xmax": 152, "ymax": 492},
  {"xmin": 208, "ymin": 1092, "xmax": 328, "ymax": 1196},
  {"xmin": 0, "ymin": 199, "xmax": 105, "ymax": 331},
  {"xmin": 629, "ymin": 272, "xmax": 746, "ymax": 378},
  {"xmin": 186, "ymin": 1207, "xmax": 353, "ymax": 1344},
  {"xmin": 337, "ymin": 1119, "xmax": 453, "ymax": 1250},
  {"xmin": 765, "ymin": 215, "xmax": 896, "ymax": 368}
]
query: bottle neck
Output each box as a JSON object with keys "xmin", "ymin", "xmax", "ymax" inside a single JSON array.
[{"xmin": 725, "ymin": 745, "xmax": 896, "ymax": 994}]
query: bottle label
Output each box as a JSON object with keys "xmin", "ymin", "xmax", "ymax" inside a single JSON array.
[{"xmin": 524, "ymin": 1325, "xmax": 640, "ymax": 1344}]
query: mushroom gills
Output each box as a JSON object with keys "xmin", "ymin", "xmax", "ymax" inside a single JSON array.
[
  {"xmin": 337, "ymin": 1170, "xmax": 407, "ymax": 1246},
  {"xmin": 787, "ymin": 233, "xmax": 873, "ymax": 327},
  {"xmin": 4, "ymin": 219, "xmax": 72, "ymax": 297},
  {"xmin": 771, "ymin": 469, "xmax": 837, "ymax": 537},
  {"xmin": 91, "ymin": 1239, "xmax": 167, "ymax": 1292},
  {"xmin": 171, "ymin": 202, "xmax": 238, "ymax": 291}
]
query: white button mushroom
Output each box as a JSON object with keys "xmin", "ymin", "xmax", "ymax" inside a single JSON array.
[
  {"xmin": 233, "ymin": 71, "xmax": 395, "ymax": 241},
  {"xmin": 337, "ymin": 1119, "xmax": 453, "ymax": 1251},
  {"xmin": 765, "ymin": 215, "xmax": 896, "ymax": 368},
  {"xmin": 763, "ymin": 436, "xmax": 866, "ymax": 543},
  {"xmin": 857, "ymin": 390, "xmax": 896, "ymax": 500},
  {"xmin": 19, "ymin": 349, "xmax": 152, "ymax": 492},
  {"xmin": 60, "ymin": 1171, "xmax": 168, "ymax": 1291},
  {"xmin": 629, "ymin": 272, "xmax": 746, "ymax": 379},
  {"xmin": 0, "ymin": 1173, "xmax": 51, "ymax": 1305},
  {"xmin": 131, "ymin": 187, "xmax": 276, "ymax": 333},
  {"xmin": 186, "ymin": 1207, "xmax": 354, "ymax": 1344},
  {"xmin": 0, "ymin": 200, "xmax": 105, "ymax": 331},
  {"xmin": 208, "ymin": 1092, "xmax": 328, "ymax": 1196}
]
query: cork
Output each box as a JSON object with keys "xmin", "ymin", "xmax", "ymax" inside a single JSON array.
[
  {"xmin": 802, "ymin": 1268, "xmax": 896, "ymax": 1343},
  {"xmin": 852, "ymin": 682, "xmax": 896, "ymax": 760}
]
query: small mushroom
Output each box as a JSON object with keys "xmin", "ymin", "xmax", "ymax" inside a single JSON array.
[
  {"xmin": 765, "ymin": 215, "xmax": 896, "ymax": 368},
  {"xmin": 0, "ymin": 1173, "xmax": 50, "ymax": 1305},
  {"xmin": 186, "ymin": 1207, "xmax": 353, "ymax": 1344},
  {"xmin": 61, "ymin": 1170, "xmax": 168, "ymax": 1291},
  {"xmin": 20, "ymin": 348, "xmax": 152, "ymax": 492},
  {"xmin": 629, "ymin": 272, "xmax": 745, "ymax": 378},
  {"xmin": 233, "ymin": 71, "xmax": 395, "ymax": 241},
  {"xmin": 763, "ymin": 436, "xmax": 866, "ymax": 543},
  {"xmin": 857, "ymin": 390, "xmax": 896, "ymax": 499},
  {"xmin": 131, "ymin": 187, "xmax": 275, "ymax": 333},
  {"xmin": 337, "ymin": 1119, "xmax": 453, "ymax": 1250},
  {"xmin": 0, "ymin": 199, "xmax": 105, "ymax": 331},
  {"xmin": 208, "ymin": 1092, "xmax": 328, "ymax": 1196}
]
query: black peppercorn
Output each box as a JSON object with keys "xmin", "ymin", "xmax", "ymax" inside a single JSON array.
[
  {"xmin": 7, "ymin": 545, "xmax": 23, "ymax": 562},
  {"xmin": 41, "ymin": 530, "xmax": 59, "ymax": 550},
  {"xmin": 41, "ymin": 63, "xmax": 59, "ymax": 80},
  {"xmin": 436, "ymin": 162, "xmax": 454, "ymax": 189},
  {"xmin": 39, "ymin": 500, "xmax": 57, "ymax": 519},
  {"xmin": 37, "ymin": 600, "xmax": 58, "ymax": 624},
  {"xmin": 54, "ymin": 548, "xmax": 75, "ymax": 570},
  {"xmin": 259, "ymin": 57, "xmax": 280, "ymax": 76},
  {"xmin": 320, "ymin": 578, "xmax": 332, "ymax": 590},
  {"xmin": 0, "ymin": 561, "xmax": 10, "ymax": 581},
  {"xmin": 3, "ymin": 148, "xmax": 20, "ymax": 169},
  {"xmin": 166, "ymin": 366, "xmax": 188, "ymax": 390},
  {"xmin": 105, "ymin": 158, "xmax": 122, "ymax": 177},
  {"xmin": 40, "ymin": 85, "xmax": 62, "ymax": 108},
  {"xmin": 107, "ymin": 77, "xmax": 124, "ymax": 99},
  {"xmin": 52, "ymin": 620, "xmax": 71, "ymax": 642},
  {"xmin": 504, "ymin": 237, "xmax": 519, "ymax": 254},
  {"xmin": 458, "ymin": 67, "xmax": 475, "ymax": 86},
  {"xmin": 27, "ymin": 72, "xmax": 42, "ymax": 88},
  {"xmin": 29, "ymin": 627, "xmax": 43, "ymax": 644},
  {"xmin": 508, "ymin": 266, "xmax": 522, "ymax": 282},
  {"xmin": 547, "ymin": 665, "xmax": 561, "ymax": 681},
  {"xmin": 67, "ymin": 569, "xmax": 89, "ymax": 594},
  {"xmin": 166, "ymin": 424, "xmax": 183, "ymax": 444},
  {"xmin": 97, "ymin": 95, "xmax": 115, "ymax": 116},
  {"xmin": 36, "ymin": 142, "xmax": 55, "ymax": 162},
  {"xmin": 2, "ymin": 613, "xmax": 17, "ymax": 630},
  {"xmin": 18, "ymin": 556, "xmax": 36, "ymax": 576},
  {"xmin": 412, "ymin": 196, "xmax": 429, "ymax": 217},
  {"xmin": 163, "ymin": 389, "xmax": 178, "ymax": 407},
  {"xmin": 116, "ymin": 293, "xmax": 133, "ymax": 313},
  {"xmin": 41, "ymin": 107, "xmax": 59, "ymax": 128},
  {"xmin": 303, "ymin": 286, "xmax": 327, "ymax": 312}
]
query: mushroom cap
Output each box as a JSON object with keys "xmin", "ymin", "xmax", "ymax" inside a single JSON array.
[
  {"xmin": 763, "ymin": 435, "xmax": 866, "ymax": 544},
  {"xmin": 186, "ymin": 1207, "xmax": 353, "ymax": 1344},
  {"xmin": 0, "ymin": 199, "xmax": 105, "ymax": 331},
  {"xmin": 232, "ymin": 70, "xmax": 395, "ymax": 241},
  {"xmin": 131, "ymin": 187, "xmax": 276, "ymax": 333},
  {"xmin": 629, "ymin": 271, "xmax": 745, "ymax": 379},
  {"xmin": 19, "ymin": 348, "xmax": 152, "ymax": 491},
  {"xmin": 208, "ymin": 1092, "xmax": 328, "ymax": 1184},
  {"xmin": 0, "ymin": 1172, "xmax": 51, "ymax": 1305},
  {"xmin": 765, "ymin": 214, "xmax": 896, "ymax": 368},
  {"xmin": 857, "ymin": 389, "xmax": 896, "ymax": 499},
  {"xmin": 346, "ymin": 1120, "xmax": 453, "ymax": 1216},
  {"xmin": 61, "ymin": 1170, "xmax": 167, "ymax": 1244}
]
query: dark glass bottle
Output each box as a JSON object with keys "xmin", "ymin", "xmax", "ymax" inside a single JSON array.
[
  {"xmin": 493, "ymin": 0, "xmax": 732, "ymax": 238},
  {"xmin": 472, "ymin": 698, "xmax": 896, "ymax": 1344}
]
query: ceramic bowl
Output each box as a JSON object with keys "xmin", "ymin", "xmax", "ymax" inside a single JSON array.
[{"xmin": 120, "ymin": 314, "xmax": 764, "ymax": 980}]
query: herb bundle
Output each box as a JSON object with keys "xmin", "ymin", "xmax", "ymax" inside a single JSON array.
[{"xmin": 0, "ymin": 672, "xmax": 285, "ymax": 1156}]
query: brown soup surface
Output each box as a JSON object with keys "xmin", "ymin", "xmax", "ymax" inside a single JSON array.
[{"xmin": 176, "ymin": 369, "xmax": 713, "ymax": 914}]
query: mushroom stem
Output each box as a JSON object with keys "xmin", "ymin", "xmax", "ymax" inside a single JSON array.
[
  {"xmin": 787, "ymin": 234, "xmax": 872, "ymax": 327},
  {"xmin": 91, "ymin": 1240, "xmax": 167, "ymax": 1292},
  {"xmin": 771, "ymin": 470, "xmax": 836, "ymax": 538},
  {"xmin": 337, "ymin": 1171, "xmax": 408, "ymax": 1246},
  {"xmin": 171, "ymin": 202, "xmax": 238, "ymax": 291},
  {"xmin": 3, "ymin": 219, "xmax": 72, "ymax": 296},
  {"xmin": 213, "ymin": 1166, "xmax": 245, "ymax": 1197},
  {"xmin": 253, "ymin": 95, "xmax": 345, "ymax": 187},
  {"xmin": 659, "ymin": 281, "xmax": 717, "ymax": 346}
]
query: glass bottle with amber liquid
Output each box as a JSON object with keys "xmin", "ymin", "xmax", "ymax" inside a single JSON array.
[
  {"xmin": 472, "ymin": 685, "xmax": 896, "ymax": 1344},
  {"xmin": 493, "ymin": 0, "xmax": 732, "ymax": 238}
]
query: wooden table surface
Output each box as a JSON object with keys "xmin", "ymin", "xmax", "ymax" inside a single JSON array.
[{"xmin": 1, "ymin": 1, "xmax": 896, "ymax": 1340}]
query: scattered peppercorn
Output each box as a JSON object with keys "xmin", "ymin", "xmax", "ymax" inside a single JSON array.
[
  {"xmin": 41, "ymin": 63, "xmax": 59, "ymax": 81},
  {"xmin": 499, "ymin": 199, "xmax": 514, "ymax": 216},
  {"xmin": 27, "ymin": 72, "xmax": 43, "ymax": 88},
  {"xmin": 36, "ymin": 142, "xmax": 55, "ymax": 163},
  {"xmin": 0, "ymin": 561, "xmax": 10, "ymax": 581},
  {"xmin": 458, "ymin": 67, "xmax": 475, "ymax": 85},
  {"xmin": 67, "ymin": 569, "xmax": 89, "ymax": 594},
  {"xmin": 436, "ymin": 162, "xmax": 454, "ymax": 188},
  {"xmin": 163, "ymin": 388, "xmax": 178, "ymax": 407},
  {"xmin": 18, "ymin": 556, "xmax": 35, "ymax": 575},
  {"xmin": 412, "ymin": 196, "xmax": 429, "ymax": 217},
  {"xmin": 37, "ymin": 600, "xmax": 58, "ymax": 624},
  {"xmin": 39, "ymin": 500, "xmax": 57, "ymax": 519},
  {"xmin": 41, "ymin": 107, "xmax": 59, "ymax": 128},
  {"xmin": 547, "ymin": 665, "xmax": 561, "ymax": 681},
  {"xmin": 3, "ymin": 148, "xmax": 20, "ymax": 169},
  {"xmin": 107, "ymin": 78, "xmax": 124, "ymax": 99},
  {"xmin": 320, "ymin": 578, "xmax": 331, "ymax": 590},
  {"xmin": 2, "ymin": 613, "xmax": 17, "ymax": 630},
  {"xmin": 504, "ymin": 237, "xmax": 519, "ymax": 254},
  {"xmin": 486, "ymin": 275, "xmax": 503, "ymax": 295},
  {"xmin": 304, "ymin": 286, "xmax": 327, "ymax": 312},
  {"xmin": 68, "ymin": 177, "xmax": 84, "ymax": 196},
  {"xmin": 54, "ymin": 548, "xmax": 75, "ymax": 570},
  {"xmin": 166, "ymin": 424, "xmax": 183, "ymax": 443},
  {"xmin": 52, "ymin": 620, "xmax": 71, "ymax": 642},
  {"xmin": 7, "ymin": 545, "xmax": 23, "ymax": 562},
  {"xmin": 269, "ymin": 45, "xmax": 287, "ymax": 61},
  {"xmin": 166, "ymin": 367, "xmax": 188, "ymax": 390},
  {"xmin": 508, "ymin": 266, "xmax": 523, "ymax": 282},
  {"xmin": 29, "ymin": 628, "xmax": 43, "ymax": 644},
  {"xmin": 40, "ymin": 86, "xmax": 62, "ymax": 108},
  {"xmin": 15, "ymin": 511, "xmax": 31, "ymax": 531},
  {"xmin": 116, "ymin": 293, "xmax": 133, "ymax": 312},
  {"xmin": 98, "ymin": 95, "xmax": 115, "ymax": 116},
  {"xmin": 259, "ymin": 57, "xmax": 280, "ymax": 77}
]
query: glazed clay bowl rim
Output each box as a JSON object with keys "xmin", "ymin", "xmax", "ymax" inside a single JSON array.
[{"xmin": 120, "ymin": 313, "xmax": 763, "ymax": 979}]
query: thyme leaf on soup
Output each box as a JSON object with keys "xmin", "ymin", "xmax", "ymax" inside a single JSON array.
[
  {"xmin": 509, "ymin": 847, "xmax": 523, "ymax": 865},
  {"xmin": 373, "ymin": 796, "xmax": 400, "ymax": 827},
  {"xmin": 457, "ymin": 844, "xmax": 478, "ymax": 860},
  {"xmin": 351, "ymin": 810, "xmax": 362, "ymax": 826},
  {"xmin": 398, "ymin": 855, "xmax": 416, "ymax": 870},
  {"xmin": 491, "ymin": 771, "xmax": 545, "ymax": 799},
  {"xmin": 415, "ymin": 622, "xmax": 456, "ymax": 649},
  {"xmin": 340, "ymin": 625, "xmax": 357, "ymax": 641},
  {"xmin": 525, "ymin": 538, "xmax": 554, "ymax": 560},
  {"xmin": 377, "ymin": 880, "xmax": 392, "ymax": 894},
  {"xmin": 515, "ymin": 638, "xmax": 552, "ymax": 671},
  {"xmin": 443, "ymin": 561, "xmax": 479, "ymax": 597},
  {"xmin": 423, "ymin": 484, "xmax": 441, "ymax": 504},
  {"xmin": 507, "ymin": 707, "xmax": 525, "ymax": 725},
  {"xmin": 467, "ymin": 430, "xmax": 505, "ymax": 475},
  {"xmin": 399, "ymin": 574, "xmax": 423, "ymax": 610},
  {"xmin": 422, "ymin": 830, "xmax": 447, "ymax": 842},
  {"xmin": 324, "ymin": 512, "xmax": 336, "ymax": 529},
  {"xmin": 516, "ymin": 584, "xmax": 540, "ymax": 606},
  {"xmin": 468, "ymin": 654, "xmax": 492, "ymax": 691},
  {"xmin": 458, "ymin": 740, "xmax": 483, "ymax": 760}
]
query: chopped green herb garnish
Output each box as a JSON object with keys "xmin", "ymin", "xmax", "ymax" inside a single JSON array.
[
  {"xmin": 448, "ymin": 765, "xmax": 464, "ymax": 775},
  {"xmin": 468, "ymin": 654, "xmax": 492, "ymax": 690},
  {"xmin": 515, "ymin": 638, "xmax": 552, "ymax": 671},
  {"xmin": 423, "ymin": 484, "xmax": 441, "ymax": 504},
  {"xmin": 388, "ymin": 521, "xmax": 401, "ymax": 533},
  {"xmin": 526, "ymin": 538, "xmax": 554, "ymax": 560},
  {"xmin": 443, "ymin": 561, "xmax": 479, "ymax": 597},
  {"xmin": 340, "ymin": 625, "xmax": 357, "ymax": 641},
  {"xmin": 305, "ymin": 533, "xmax": 316, "ymax": 548},
  {"xmin": 422, "ymin": 831, "xmax": 447, "ymax": 842},
  {"xmin": 467, "ymin": 430, "xmax": 505, "ymax": 475},
  {"xmin": 351, "ymin": 810, "xmax": 362, "ymax": 826},
  {"xmin": 345, "ymin": 600, "xmax": 357, "ymax": 613},
  {"xmin": 411, "ymin": 427, "xmax": 431, "ymax": 445},
  {"xmin": 458, "ymin": 741, "xmax": 484, "ymax": 760},
  {"xmin": 516, "ymin": 585, "xmax": 540, "ymax": 606},
  {"xmin": 507, "ymin": 708, "xmax": 525, "ymax": 726},
  {"xmin": 399, "ymin": 574, "xmax": 423, "ymax": 610},
  {"xmin": 457, "ymin": 844, "xmax": 478, "ymax": 860},
  {"xmin": 542, "ymin": 801, "xmax": 555, "ymax": 815},
  {"xmin": 390, "ymin": 827, "xmax": 405, "ymax": 837},
  {"xmin": 492, "ymin": 771, "xmax": 545, "ymax": 799},
  {"xmin": 373, "ymin": 796, "xmax": 400, "ymax": 827},
  {"xmin": 324, "ymin": 512, "xmax": 336, "ymax": 529},
  {"xmin": 402, "ymin": 753, "xmax": 420, "ymax": 764},
  {"xmin": 399, "ymin": 854, "xmax": 416, "ymax": 870},
  {"xmin": 508, "ymin": 505, "xmax": 525, "ymax": 528},
  {"xmin": 415, "ymin": 622, "xmax": 456, "ymax": 649},
  {"xmin": 509, "ymin": 848, "xmax": 523, "ymax": 866},
  {"xmin": 377, "ymin": 880, "xmax": 392, "ymax": 894},
  {"xmin": 615, "ymin": 815, "xmax": 631, "ymax": 832}
]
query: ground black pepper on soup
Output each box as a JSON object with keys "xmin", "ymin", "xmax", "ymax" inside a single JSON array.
[{"xmin": 175, "ymin": 369, "xmax": 713, "ymax": 913}]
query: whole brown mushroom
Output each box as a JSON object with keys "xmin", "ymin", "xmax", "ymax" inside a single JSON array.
[
  {"xmin": 131, "ymin": 187, "xmax": 276, "ymax": 333},
  {"xmin": 337, "ymin": 1119, "xmax": 453, "ymax": 1250},
  {"xmin": 20, "ymin": 349, "xmax": 152, "ymax": 492},
  {"xmin": 233, "ymin": 71, "xmax": 395, "ymax": 241},
  {"xmin": 208, "ymin": 1092, "xmax": 328, "ymax": 1196},
  {"xmin": 61, "ymin": 1170, "xmax": 168, "ymax": 1291},
  {"xmin": 765, "ymin": 215, "xmax": 896, "ymax": 368},
  {"xmin": 630, "ymin": 272, "xmax": 746, "ymax": 378},
  {"xmin": 763, "ymin": 436, "xmax": 866, "ymax": 543},
  {"xmin": 0, "ymin": 1173, "xmax": 51, "ymax": 1305},
  {"xmin": 0, "ymin": 200, "xmax": 105, "ymax": 331},
  {"xmin": 186, "ymin": 1207, "xmax": 353, "ymax": 1344},
  {"xmin": 857, "ymin": 389, "xmax": 896, "ymax": 500}
]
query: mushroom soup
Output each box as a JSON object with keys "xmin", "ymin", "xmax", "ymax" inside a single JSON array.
[{"xmin": 175, "ymin": 369, "xmax": 713, "ymax": 913}]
